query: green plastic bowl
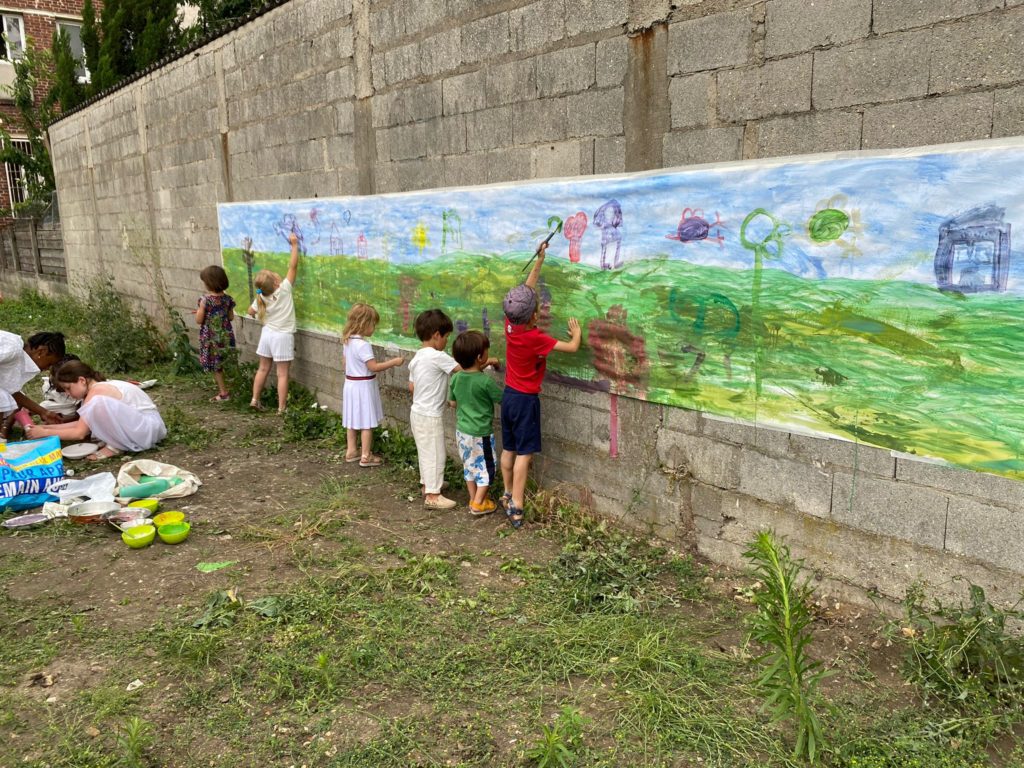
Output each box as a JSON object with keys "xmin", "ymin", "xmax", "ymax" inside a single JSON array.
[
  {"xmin": 157, "ymin": 521, "xmax": 190, "ymax": 545},
  {"xmin": 122, "ymin": 524, "xmax": 156, "ymax": 549},
  {"xmin": 127, "ymin": 498, "xmax": 160, "ymax": 515},
  {"xmin": 152, "ymin": 511, "xmax": 184, "ymax": 527}
]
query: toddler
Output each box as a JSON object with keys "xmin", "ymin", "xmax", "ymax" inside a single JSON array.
[
  {"xmin": 408, "ymin": 309, "xmax": 460, "ymax": 509},
  {"xmin": 448, "ymin": 330, "xmax": 502, "ymax": 515},
  {"xmin": 247, "ymin": 232, "xmax": 300, "ymax": 413},
  {"xmin": 342, "ymin": 303, "xmax": 403, "ymax": 467},
  {"xmin": 500, "ymin": 241, "xmax": 582, "ymax": 528},
  {"xmin": 195, "ymin": 265, "xmax": 236, "ymax": 402}
]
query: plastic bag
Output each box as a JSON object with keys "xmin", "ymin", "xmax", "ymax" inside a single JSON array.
[
  {"xmin": 0, "ymin": 436, "xmax": 65, "ymax": 512},
  {"xmin": 47, "ymin": 471, "xmax": 117, "ymax": 504},
  {"xmin": 116, "ymin": 460, "xmax": 201, "ymax": 500}
]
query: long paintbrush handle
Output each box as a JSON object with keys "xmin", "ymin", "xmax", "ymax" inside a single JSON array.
[{"xmin": 521, "ymin": 229, "xmax": 559, "ymax": 272}]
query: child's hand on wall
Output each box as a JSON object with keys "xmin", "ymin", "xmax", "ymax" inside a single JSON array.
[{"xmin": 567, "ymin": 317, "xmax": 581, "ymax": 341}]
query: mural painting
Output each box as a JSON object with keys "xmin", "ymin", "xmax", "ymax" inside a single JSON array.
[{"xmin": 218, "ymin": 139, "xmax": 1024, "ymax": 479}]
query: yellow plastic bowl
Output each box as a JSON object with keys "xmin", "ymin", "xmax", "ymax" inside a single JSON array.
[
  {"xmin": 127, "ymin": 498, "xmax": 160, "ymax": 515},
  {"xmin": 157, "ymin": 521, "xmax": 190, "ymax": 545},
  {"xmin": 122, "ymin": 524, "xmax": 156, "ymax": 549},
  {"xmin": 152, "ymin": 511, "xmax": 184, "ymax": 527}
]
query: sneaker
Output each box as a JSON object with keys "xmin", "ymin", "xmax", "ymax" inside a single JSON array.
[
  {"xmin": 425, "ymin": 494, "xmax": 457, "ymax": 510},
  {"xmin": 469, "ymin": 499, "xmax": 497, "ymax": 516}
]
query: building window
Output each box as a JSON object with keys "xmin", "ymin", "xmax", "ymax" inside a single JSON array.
[
  {"xmin": 56, "ymin": 21, "xmax": 89, "ymax": 83},
  {"xmin": 0, "ymin": 14, "xmax": 25, "ymax": 63},
  {"xmin": 5, "ymin": 138, "xmax": 32, "ymax": 209}
]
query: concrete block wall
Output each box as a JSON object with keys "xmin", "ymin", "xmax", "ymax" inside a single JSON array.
[{"xmin": 41, "ymin": 0, "xmax": 1024, "ymax": 606}]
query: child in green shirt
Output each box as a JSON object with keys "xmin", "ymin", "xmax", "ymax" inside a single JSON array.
[{"xmin": 448, "ymin": 330, "xmax": 502, "ymax": 515}]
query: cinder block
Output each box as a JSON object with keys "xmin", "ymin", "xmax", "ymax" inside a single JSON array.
[
  {"xmin": 566, "ymin": 88, "xmax": 624, "ymax": 137},
  {"xmin": 994, "ymin": 85, "xmax": 1024, "ymax": 137},
  {"xmin": 442, "ymin": 70, "xmax": 487, "ymax": 116},
  {"xmin": 485, "ymin": 58, "xmax": 539, "ymax": 106},
  {"xmin": 370, "ymin": 5, "xmax": 404, "ymax": 46},
  {"xmin": 895, "ymin": 457, "xmax": 1024, "ymax": 510},
  {"xmin": 668, "ymin": 72, "xmax": 714, "ymax": 130},
  {"xmin": 739, "ymin": 448, "xmax": 833, "ymax": 518},
  {"xmin": 832, "ymin": 472, "xmax": 948, "ymax": 550},
  {"xmin": 656, "ymin": 429, "xmax": 741, "ymax": 489},
  {"xmin": 462, "ymin": 12, "xmax": 511, "ymax": 62},
  {"xmin": 510, "ymin": 0, "xmax": 567, "ymax": 52},
  {"xmin": 467, "ymin": 106, "xmax": 514, "ymax": 151},
  {"xmin": 565, "ymin": 0, "xmax": 628, "ymax": 36},
  {"xmin": 485, "ymin": 146, "xmax": 532, "ymax": 183},
  {"xmin": 667, "ymin": 9, "xmax": 751, "ymax": 75},
  {"xmin": 755, "ymin": 109, "xmax": 862, "ymax": 157},
  {"xmin": 811, "ymin": 30, "xmax": 931, "ymax": 109},
  {"xmin": 536, "ymin": 44, "xmax": 596, "ymax": 98},
  {"xmin": 873, "ymin": 0, "xmax": 1003, "ymax": 34},
  {"xmin": 862, "ymin": 93, "xmax": 993, "ymax": 149},
  {"xmin": 945, "ymin": 497, "xmax": 1024, "ymax": 572},
  {"xmin": 513, "ymin": 97, "xmax": 569, "ymax": 144},
  {"xmin": 375, "ymin": 157, "xmax": 445, "ymax": 193},
  {"xmin": 531, "ymin": 140, "xmax": 589, "ymax": 178},
  {"xmin": 717, "ymin": 55, "xmax": 812, "ymax": 122},
  {"xmin": 765, "ymin": 0, "xmax": 871, "ymax": 57},
  {"xmin": 593, "ymin": 136, "xmax": 625, "ymax": 173},
  {"xmin": 929, "ymin": 9, "xmax": 1024, "ymax": 92},
  {"xmin": 663, "ymin": 127, "xmax": 743, "ymax": 166},
  {"xmin": 596, "ymin": 36, "xmax": 628, "ymax": 88},
  {"xmin": 402, "ymin": 0, "xmax": 446, "ymax": 38},
  {"xmin": 788, "ymin": 433, "xmax": 894, "ymax": 478},
  {"xmin": 662, "ymin": 405, "xmax": 701, "ymax": 435},
  {"xmin": 420, "ymin": 28, "xmax": 464, "ymax": 76},
  {"xmin": 372, "ymin": 82, "xmax": 443, "ymax": 127}
]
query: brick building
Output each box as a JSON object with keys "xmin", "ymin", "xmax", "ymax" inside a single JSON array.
[{"xmin": 0, "ymin": 1, "xmax": 93, "ymax": 216}]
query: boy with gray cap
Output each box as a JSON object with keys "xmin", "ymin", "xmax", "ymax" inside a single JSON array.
[{"xmin": 499, "ymin": 241, "xmax": 582, "ymax": 528}]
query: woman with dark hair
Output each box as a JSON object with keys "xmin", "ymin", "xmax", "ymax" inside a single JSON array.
[{"xmin": 27, "ymin": 361, "xmax": 167, "ymax": 460}]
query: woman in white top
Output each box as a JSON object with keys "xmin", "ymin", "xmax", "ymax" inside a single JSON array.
[
  {"xmin": 247, "ymin": 232, "xmax": 300, "ymax": 414},
  {"xmin": 27, "ymin": 360, "xmax": 167, "ymax": 461}
]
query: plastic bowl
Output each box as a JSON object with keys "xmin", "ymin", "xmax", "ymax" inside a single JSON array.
[
  {"xmin": 69, "ymin": 500, "xmax": 122, "ymax": 525},
  {"xmin": 157, "ymin": 521, "xmax": 190, "ymax": 545},
  {"xmin": 127, "ymin": 498, "xmax": 160, "ymax": 515},
  {"xmin": 152, "ymin": 511, "xmax": 184, "ymax": 527},
  {"xmin": 122, "ymin": 523, "xmax": 156, "ymax": 549}
]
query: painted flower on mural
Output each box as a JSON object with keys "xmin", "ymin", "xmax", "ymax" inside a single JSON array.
[{"xmin": 806, "ymin": 194, "xmax": 862, "ymax": 265}]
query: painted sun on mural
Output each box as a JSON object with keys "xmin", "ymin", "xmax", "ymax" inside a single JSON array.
[{"xmin": 218, "ymin": 139, "xmax": 1024, "ymax": 479}]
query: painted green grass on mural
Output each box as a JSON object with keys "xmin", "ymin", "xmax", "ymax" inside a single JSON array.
[{"xmin": 223, "ymin": 248, "xmax": 1024, "ymax": 478}]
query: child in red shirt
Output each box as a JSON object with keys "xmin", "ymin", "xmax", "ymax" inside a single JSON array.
[{"xmin": 500, "ymin": 241, "xmax": 582, "ymax": 528}]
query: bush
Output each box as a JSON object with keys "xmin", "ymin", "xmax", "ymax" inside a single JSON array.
[{"xmin": 85, "ymin": 278, "xmax": 168, "ymax": 373}]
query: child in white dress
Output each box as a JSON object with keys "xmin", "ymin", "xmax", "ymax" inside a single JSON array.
[
  {"xmin": 342, "ymin": 303, "xmax": 403, "ymax": 467},
  {"xmin": 27, "ymin": 361, "xmax": 167, "ymax": 460},
  {"xmin": 247, "ymin": 232, "xmax": 300, "ymax": 413}
]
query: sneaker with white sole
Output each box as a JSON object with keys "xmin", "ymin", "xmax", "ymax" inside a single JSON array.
[{"xmin": 424, "ymin": 495, "xmax": 457, "ymax": 509}]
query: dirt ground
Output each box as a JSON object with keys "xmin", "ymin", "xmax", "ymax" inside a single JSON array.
[{"xmin": 1, "ymin": 376, "xmax": 1014, "ymax": 767}]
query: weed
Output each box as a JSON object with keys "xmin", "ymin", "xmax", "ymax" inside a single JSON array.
[
  {"xmin": 115, "ymin": 716, "xmax": 152, "ymax": 768},
  {"xmin": 500, "ymin": 556, "xmax": 538, "ymax": 578},
  {"xmin": 525, "ymin": 706, "xmax": 587, "ymax": 768},
  {"xmin": 665, "ymin": 553, "xmax": 711, "ymax": 601},
  {"xmin": 282, "ymin": 384, "xmax": 343, "ymax": 444},
  {"xmin": 162, "ymin": 404, "xmax": 214, "ymax": 450},
  {"xmin": 554, "ymin": 524, "xmax": 656, "ymax": 614},
  {"xmin": 168, "ymin": 309, "xmax": 203, "ymax": 376},
  {"xmin": 891, "ymin": 578, "xmax": 1024, "ymax": 708},
  {"xmin": 374, "ymin": 425, "xmax": 418, "ymax": 469},
  {"xmin": 743, "ymin": 530, "xmax": 828, "ymax": 763},
  {"xmin": 84, "ymin": 277, "xmax": 169, "ymax": 374}
]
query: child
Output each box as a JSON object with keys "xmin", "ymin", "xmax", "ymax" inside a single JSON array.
[
  {"xmin": 408, "ymin": 309, "xmax": 461, "ymax": 510},
  {"xmin": 195, "ymin": 265, "xmax": 236, "ymax": 402},
  {"xmin": 0, "ymin": 331, "xmax": 66, "ymax": 438},
  {"xmin": 39, "ymin": 353, "xmax": 82, "ymax": 421},
  {"xmin": 448, "ymin": 330, "xmax": 503, "ymax": 515},
  {"xmin": 342, "ymin": 303, "xmax": 403, "ymax": 467},
  {"xmin": 247, "ymin": 232, "xmax": 300, "ymax": 413},
  {"xmin": 500, "ymin": 241, "xmax": 582, "ymax": 528}
]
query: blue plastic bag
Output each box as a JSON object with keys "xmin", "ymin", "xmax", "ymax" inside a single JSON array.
[{"xmin": 0, "ymin": 436, "xmax": 65, "ymax": 512}]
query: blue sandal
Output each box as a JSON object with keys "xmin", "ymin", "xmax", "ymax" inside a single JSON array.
[{"xmin": 506, "ymin": 503, "xmax": 524, "ymax": 530}]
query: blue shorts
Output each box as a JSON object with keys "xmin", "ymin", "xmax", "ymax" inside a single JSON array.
[{"xmin": 501, "ymin": 387, "xmax": 541, "ymax": 455}]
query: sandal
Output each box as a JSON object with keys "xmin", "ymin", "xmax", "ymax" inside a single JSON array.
[
  {"xmin": 505, "ymin": 503, "xmax": 524, "ymax": 529},
  {"xmin": 470, "ymin": 498, "xmax": 497, "ymax": 517},
  {"xmin": 359, "ymin": 454, "xmax": 383, "ymax": 467},
  {"xmin": 249, "ymin": 401, "xmax": 265, "ymax": 412},
  {"xmin": 344, "ymin": 452, "xmax": 360, "ymax": 463},
  {"xmin": 499, "ymin": 491, "xmax": 512, "ymax": 511},
  {"xmin": 211, "ymin": 393, "xmax": 230, "ymax": 402},
  {"xmin": 87, "ymin": 446, "xmax": 123, "ymax": 462}
]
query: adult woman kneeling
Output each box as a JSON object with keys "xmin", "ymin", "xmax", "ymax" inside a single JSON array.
[{"xmin": 27, "ymin": 361, "xmax": 167, "ymax": 460}]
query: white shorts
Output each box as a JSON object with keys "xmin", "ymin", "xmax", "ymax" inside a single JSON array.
[{"xmin": 256, "ymin": 327, "xmax": 295, "ymax": 362}]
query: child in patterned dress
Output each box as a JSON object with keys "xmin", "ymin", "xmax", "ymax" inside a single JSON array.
[{"xmin": 195, "ymin": 265, "xmax": 236, "ymax": 402}]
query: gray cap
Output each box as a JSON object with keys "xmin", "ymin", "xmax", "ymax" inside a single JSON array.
[{"xmin": 503, "ymin": 284, "xmax": 538, "ymax": 325}]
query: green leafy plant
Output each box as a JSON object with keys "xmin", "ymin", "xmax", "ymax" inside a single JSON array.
[
  {"xmin": 374, "ymin": 425, "xmax": 418, "ymax": 468},
  {"xmin": 892, "ymin": 579, "xmax": 1024, "ymax": 708},
  {"xmin": 554, "ymin": 524, "xmax": 655, "ymax": 614},
  {"xmin": 115, "ymin": 716, "xmax": 152, "ymax": 768},
  {"xmin": 85, "ymin": 277, "xmax": 169, "ymax": 373},
  {"xmin": 282, "ymin": 384, "xmax": 343, "ymax": 443},
  {"xmin": 743, "ymin": 530, "xmax": 828, "ymax": 763},
  {"xmin": 525, "ymin": 706, "xmax": 587, "ymax": 768}
]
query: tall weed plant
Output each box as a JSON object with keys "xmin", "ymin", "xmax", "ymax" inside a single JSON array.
[
  {"xmin": 85, "ymin": 277, "xmax": 168, "ymax": 373},
  {"xmin": 743, "ymin": 530, "xmax": 828, "ymax": 763}
]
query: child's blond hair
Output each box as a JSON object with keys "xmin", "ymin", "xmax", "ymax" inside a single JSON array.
[
  {"xmin": 253, "ymin": 269, "xmax": 279, "ymax": 322},
  {"xmin": 342, "ymin": 303, "xmax": 380, "ymax": 343}
]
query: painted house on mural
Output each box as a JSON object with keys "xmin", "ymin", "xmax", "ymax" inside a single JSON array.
[{"xmin": 0, "ymin": 0, "xmax": 94, "ymax": 217}]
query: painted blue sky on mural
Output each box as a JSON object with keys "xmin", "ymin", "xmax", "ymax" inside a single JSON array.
[{"xmin": 218, "ymin": 140, "xmax": 1024, "ymax": 292}]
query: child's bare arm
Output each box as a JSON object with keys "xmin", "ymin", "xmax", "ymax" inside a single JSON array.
[
  {"xmin": 408, "ymin": 381, "xmax": 415, "ymax": 394},
  {"xmin": 194, "ymin": 300, "xmax": 206, "ymax": 326},
  {"xmin": 524, "ymin": 242, "xmax": 547, "ymax": 290},
  {"xmin": 552, "ymin": 317, "xmax": 582, "ymax": 354},
  {"xmin": 366, "ymin": 356, "xmax": 404, "ymax": 373},
  {"xmin": 285, "ymin": 233, "xmax": 300, "ymax": 284}
]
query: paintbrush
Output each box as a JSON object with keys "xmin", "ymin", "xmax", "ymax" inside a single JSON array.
[{"xmin": 521, "ymin": 220, "xmax": 564, "ymax": 272}]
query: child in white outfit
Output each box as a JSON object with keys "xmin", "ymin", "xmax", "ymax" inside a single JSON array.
[
  {"xmin": 247, "ymin": 232, "xmax": 300, "ymax": 413},
  {"xmin": 342, "ymin": 303, "xmax": 403, "ymax": 467},
  {"xmin": 408, "ymin": 309, "xmax": 459, "ymax": 509}
]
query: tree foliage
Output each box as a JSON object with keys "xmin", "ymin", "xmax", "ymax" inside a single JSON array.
[{"xmin": 184, "ymin": 0, "xmax": 265, "ymax": 40}]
